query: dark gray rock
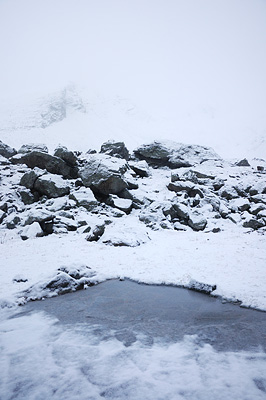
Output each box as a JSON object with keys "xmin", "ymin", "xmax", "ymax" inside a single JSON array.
[
  {"xmin": 54, "ymin": 145, "xmax": 77, "ymax": 166},
  {"xmin": 243, "ymin": 218, "xmax": 265, "ymax": 230},
  {"xmin": 18, "ymin": 143, "xmax": 48, "ymax": 154},
  {"xmin": 100, "ymin": 140, "xmax": 129, "ymax": 160},
  {"xmin": 34, "ymin": 174, "xmax": 71, "ymax": 198},
  {"xmin": 20, "ymin": 168, "xmax": 44, "ymax": 189},
  {"xmin": 167, "ymin": 181, "xmax": 204, "ymax": 198},
  {"xmin": 79, "ymin": 154, "xmax": 128, "ymax": 195},
  {"xmin": 0, "ymin": 141, "xmax": 17, "ymax": 158},
  {"xmin": 21, "ymin": 222, "xmax": 44, "ymax": 240},
  {"xmin": 18, "ymin": 189, "xmax": 37, "ymax": 205},
  {"xmin": 218, "ymin": 185, "xmax": 239, "ymax": 200},
  {"xmin": 235, "ymin": 158, "xmax": 250, "ymax": 167},
  {"xmin": 0, "ymin": 210, "xmax": 6, "ymax": 224},
  {"xmin": 11, "ymin": 151, "xmax": 78, "ymax": 178},
  {"xmin": 249, "ymin": 203, "xmax": 266, "ymax": 215}
]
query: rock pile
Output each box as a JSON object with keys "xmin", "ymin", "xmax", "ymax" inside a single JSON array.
[{"xmin": 0, "ymin": 139, "xmax": 265, "ymax": 245}]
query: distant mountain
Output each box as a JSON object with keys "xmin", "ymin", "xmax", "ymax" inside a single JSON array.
[{"xmin": 0, "ymin": 84, "xmax": 265, "ymax": 160}]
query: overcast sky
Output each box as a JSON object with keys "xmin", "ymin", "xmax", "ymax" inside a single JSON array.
[{"xmin": 0, "ymin": 0, "xmax": 266, "ymax": 149}]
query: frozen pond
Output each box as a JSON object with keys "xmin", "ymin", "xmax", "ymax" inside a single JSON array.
[
  {"xmin": 1, "ymin": 280, "xmax": 266, "ymax": 400},
  {"xmin": 20, "ymin": 279, "xmax": 266, "ymax": 351}
]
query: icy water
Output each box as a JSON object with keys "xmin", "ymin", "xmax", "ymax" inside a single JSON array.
[
  {"xmin": 21, "ymin": 279, "xmax": 266, "ymax": 352},
  {"xmin": 1, "ymin": 280, "xmax": 266, "ymax": 400}
]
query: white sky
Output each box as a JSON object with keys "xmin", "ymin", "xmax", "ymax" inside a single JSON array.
[{"xmin": 0, "ymin": 0, "xmax": 266, "ymax": 150}]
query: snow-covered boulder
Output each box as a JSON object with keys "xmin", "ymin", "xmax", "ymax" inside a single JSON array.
[
  {"xmin": 11, "ymin": 151, "xmax": 78, "ymax": 179},
  {"xmin": 20, "ymin": 222, "xmax": 43, "ymax": 240},
  {"xmin": 34, "ymin": 174, "xmax": 71, "ymax": 198},
  {"xmin": 0, "ymin": 140, "xmax": 17, "ymax": 158},
  {"xmin": 100, "ymin": 140, "xmax": 129, "ymax": 160},
  {"xmin": 188, "ymin": 212, "xmax": 207, "ymax": 231},
  {"xmin": 18, "ymin": 143, "xmax": 49, "ymax": 154},
  {"xmin": 129, "ymin": 160, "xmax": 150, "ymax": 177},
  {"xmin": 107, "ymin": 195, "xmax": 133, "ymax": 214},
  {"xmin": 100, "ymin": 218, "xmax": 150, "ymax": 247},
  {"xmin": 134, "ymin": 141, "xmax": 221, "ymax": 168},
  {"xmin": 54, "ymin": 144, "xmax": 77, "ymax": 166},
  {"xmin": 69, "ymin": 187, "xmax": 98, "ymax": 210},
  {"xmin": 79, "ymin": 154, "xmax": 128, "ymax": 195}
]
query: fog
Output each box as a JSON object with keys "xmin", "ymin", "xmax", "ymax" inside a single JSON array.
[{"xmin": 0, "ymin": 0, "xmax": 266, "ymax": 151}]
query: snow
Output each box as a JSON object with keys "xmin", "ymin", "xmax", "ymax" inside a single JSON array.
[{"xmin": 1, "ymin": 311, "xmax": 266, "ymax": 400}]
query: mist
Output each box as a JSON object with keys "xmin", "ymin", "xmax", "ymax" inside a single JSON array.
[{"xmin": 0, "ymin": 0, "xmax": 266, "ymax": 153}]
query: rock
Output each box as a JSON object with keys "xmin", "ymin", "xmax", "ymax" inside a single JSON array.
[
  {"xmin": 173, "ymin": 221, "xmax": 188, "ymax": 231},
  {"xmin": 86, "ymin": 224, "xmax": 105, "ymax": 241},
  {"xmin": 188, "ymin": 280, "xmax": 216, "ymax": 294},
  {"xmin": 21, "ymin": 222, "xmax": 43, "ymax": 240},
  {"xmin": 228, "ymin": 198, "xmax": 250, "ymax": 212},
  {"xmin": 69, "ymin": 187, "xmax": 98, "ymax": 210},
  {"xmin": 54, "ymin": 216, "xmax": 78, "ymax": 231},
  {"xmin": 129, "ymin": 160, "xmax": 150, "ymax": 177},
  {"xmin": 249, "ymin": 203, "xmax": 266, "ymax": 215},
  {"xmin": 167, "ymin": 181, "xmax": 204, "ymax": 198},
  {"xmin": 0, "ymin": 140, "xmax": 17, "ymax": 158},
  {"xmin": 218, "ymin": 185, "xmax": 239, "ymax": 200},
  {"xmin": 54, "ymin": 144, "xmax": 77, "ymax": 166},
  {"xmin": 188, "ymin": 212, "xmax": 207, "ymax": 231},
  {"xmin": 0, "ymin": 154, "xmax": 11, "ymax": 165},
  {"xmin": 44, "ymin": 272, "xmax": 83, "ymax": 295},
  {"xmin": 34, "ymin": 174, "xmax": 71, "ymax": 198},
  {"xmin": 107, "ymin": 195, "xmax": 133, "ymax": 214},
  {"xmin": 227, "ymin": 213, "xmax": 242, "ymax": 224},
  {"xmin": 257, "ymin": 166, "xmax": 264, "ymax": 172},
  {"xmin": 100, "ymin": 140, "xmax": 129, "ymax": 160},
  {"xmin": 235, "ymin": 158, "xmax": 250, "ymax": 167},
  {"xmin": 100, "ymin": 219, "xmax": 149, "ymax": 247},
  {"xmin": 243, "ymin": 217, "xmax": 265, "ymax": 230},
  {"xmin": 18, "ymin": 189, "xmax": 37, "ymax": 205},
  {"xmin": 0, "ymin": 210, "xmax": 5, "ymax": 224},
  {"xmin": 250, "ymin": 194, "xmax": 266, "ymax": 204},
  {"xmin": 18, "ymin": 143, "xmax": 49, "ymax": 154},
  {"xmin": 134, "ymin": 141, "xmax": 221, "ymax": 168},
  {"xmin": 5, "ymin": 214, "xmax": 21, "ymax": 229},
  {"xmin": 20, "ymin": 168, "xmax": 44, "ymax": 189},
  {"xmin": 171, "ymin": 200, "xmax": 190, "ymax": 220},
  {"xmin": 11, "ymin": 151, "xmax": 78, "ymax": 178},
  {"xmin": 79, "ymin": 154, "xmax": 128, "ymax": 195},
  {"xmin": 24, "ymin": 209, "xmax": 54, "ymax": 226}
]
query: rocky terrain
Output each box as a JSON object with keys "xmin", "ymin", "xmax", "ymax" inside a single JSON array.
[{"xmin": 1, "ymin": 138, "xmax": 266, "ymax": 302}]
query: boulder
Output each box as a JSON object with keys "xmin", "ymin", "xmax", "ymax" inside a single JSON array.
[
  {"xmin": 18, "ymin": 189, "xmax": 37, "ymax": 205},
  {"xmin": 21, "ymin": 222, "xmax": 43, "ymax": 240},
  {"xmin": 100, "ymin": 140, "xmax": 129, "ymax": 160},
  {"xmin": 188, "ymin": 212, "xmax": 207, "ymax": 231},
  {"xmin": 243, "ymin": 217, "xmax": 265, "ymax": 230},
  {"xmin": 167, "ymin": 181, "xmax": 204, "ymax": 198},
  {"xmin": 249, "ymin": 203, "xmax": 266, "ymax": 215},
  {"xmin": 128, "ymin": 160, "xmax": 150, "ymax": 177},
  {"xmin": 0, "ymin": 154, "xmax": 11, "ymax": 165},
  {"xmin": 86, "ymin": 224, "xmax": 106, "ymax": 242},
  {"xmin": 107, "ymin": 195, "xmax": 133, "ymax": 214},
  {"xmin": 5, "ymin": 214, "xmax": 21, "ymax": 229},
  {"xmin": 79, "ymin": 154, "xmax": 128, "ymax": 195},
  {"xmin": 18, "ymin": 143, "xmax": 48, "ymax": 154},
  {"xmin": 0, "ymin": 210, "xmax": 5, "ymax": 224},
  {"xmin": 54, "ymin": 144, "xmax": 77, "ymax": 166},
  {"xmin": 218, "ymin": 185, "xmax": 239, "ymax": 200},
  {"xmin": 11, "ymin": 151, "xmax": 78, "ymax": 178},
  {"xmin": 228, "ymin": 198, "xmax": 250, "ymax": 212},
  {"xmin": 20, "ymin": 168, "xmax": 44, "ymax": 189},
  {"xmin": 134, "ymin": 141, "xmax": 221, "ymax": 168},
  {"xmin": 235, "ymin": 158, "xmax": 250, "ymax": 167},
  {"xmin": 54, "ymin": 216, "xmax": 78, "ymax": 231},
  {"xmin": 24, "ymin": 209, "xmax": 54, "ymax": 226},
  {"xmin": 69, "ymin": 187, "xmax": 98, "ymax": 210},
  {"xmin": 0, "ymin": 140, "xmax": 17, "ymax": 158},
  {"xmin": 34, "ymin": 174, "xmax": 71, "ymax": 198}
]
